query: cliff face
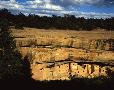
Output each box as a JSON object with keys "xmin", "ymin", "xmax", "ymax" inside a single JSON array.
[
  {"xmin": 12, "ymin": 28, "xmax": 114, "ymax": 81},
  {"xmin": 31, "ymin": 63, "xmax": 109, "ymax": 80},
  {"xmin": 15, "ymin": 37, "xmax": 114, "ymax": 51},
  {"xmin": 19, "ymin": 47, "xmax": 114, "ymax": 80}
]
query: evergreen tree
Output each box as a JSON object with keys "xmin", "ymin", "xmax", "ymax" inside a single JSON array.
[{"xmin": 0, "ymin": 18, "xmax": 24, "ymax": 79}]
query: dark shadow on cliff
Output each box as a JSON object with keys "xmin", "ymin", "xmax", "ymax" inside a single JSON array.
[
  {"xmin": 1, "ymin": 53, "xmax": 114, "ymax": 89},
  {"xmin": 0, "ymin": 19, "xmax": 114, "ymax": 90},
  {"xmin": 1, "ymin": 71, "xmax": 114, "ymax": 90}
]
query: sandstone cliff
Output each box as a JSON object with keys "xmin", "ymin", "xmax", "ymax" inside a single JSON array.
[{"xmin": 12, "ymin": 28, "xmax": 114, "ymax": 81}]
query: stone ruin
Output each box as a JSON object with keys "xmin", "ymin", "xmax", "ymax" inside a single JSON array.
[
  {"xmin": 18, "ymin": 47, "xmax": 114, "ymax": 81},
  {"xmin": 13, "ymin": 31, "xmax": 114, "ymax": 81}
]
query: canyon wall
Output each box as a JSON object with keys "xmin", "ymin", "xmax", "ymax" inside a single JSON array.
[
  {"xmin": 19, "ymin": 47, "xmax": 114, "ymax": 80},
  {"xmin": 12, "ymin": 28, "xmax": 114, "ymax": 81}
]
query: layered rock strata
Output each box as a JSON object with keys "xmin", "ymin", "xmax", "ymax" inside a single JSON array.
[{"xmin": 12, "ymin": 29, "xmax": 114, "ymax": 80}]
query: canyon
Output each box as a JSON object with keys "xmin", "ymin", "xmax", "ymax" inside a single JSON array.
[{"xmin": 12, "ymin": 28, "xmax": 114, "ymax": 81}]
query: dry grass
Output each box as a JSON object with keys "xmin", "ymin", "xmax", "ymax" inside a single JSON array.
[{"xmin": 11, "ymin": 27, "xmax": 114, "ymax": 40}]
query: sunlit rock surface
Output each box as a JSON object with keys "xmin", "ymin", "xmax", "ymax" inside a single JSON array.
[{"xmin": 12, "ymin": 28, "xmax": 114, "ymax": 81}]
